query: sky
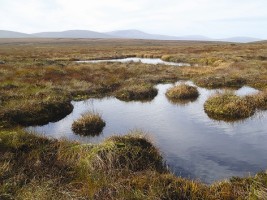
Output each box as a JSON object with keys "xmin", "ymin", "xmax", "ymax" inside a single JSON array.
[{"xmin": 0, "ymin": 0, "xmax": 267, "ymax": 39}]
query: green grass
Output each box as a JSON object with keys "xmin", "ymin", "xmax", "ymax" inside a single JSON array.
[{"xmin": 72, "ymin": 112, "xmax": 106, "ymax": 136}]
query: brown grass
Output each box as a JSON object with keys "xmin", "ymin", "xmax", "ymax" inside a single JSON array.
[
  {"xmin": 204, "ymin": 91, "xmax": 256, "ymax": 121},
  {"xmin": 166, "ymin": 84, "xmax": 199, "ymax": 100},
  {"xmin": 1, "ymin": 39, "xmax": 267, "ymax": 199},
  {"xmin": 1, "ymin": 129, "xmax": 267, "ymax": 199},
  {"xmin": 0, "ymin": 39, "xmax": 267, "ymax": 126},
  {"xmin": 72, "ymin": 112, "xmax": 106, "ymax": 136},
  {"xmin": 115, "ymin": 83, "xmax": 158, "ymax": 101},
  {"xmin": 250, "ymin": 89, "xmax": 267, "ymax": 110}
]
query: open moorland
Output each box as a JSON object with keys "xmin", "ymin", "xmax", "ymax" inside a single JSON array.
[{"xmin": 0, "ymin": 38, "xmax": 267, "ymax": 199}]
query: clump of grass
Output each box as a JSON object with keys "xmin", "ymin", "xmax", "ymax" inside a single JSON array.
[
  {"xmin": 1, "ymin": 129, "xmax": 267, "ymax": 199},
  {"xmin": 167, "ymin": 98, "xmax": 197, "ymax": 106},
  {"xmin": 204, "ymin": 91, "xmax": 256, "ymax": 121},
  {"xmin": 115, "ymin": 84, "xmax": 158, "ymax": 102},
  {"xmin": 250, "ymin": 89, "xmax": 267, "ymax": 110},
  {"xmin": 161, "ymin": 55, "xmax": 172, "ymax": 61},
  {"xmin": 72, "ymin": 112, "xmax": 106, "ymax": 136},
  {"xmin": 0, "ymin": 91, "xmax": 73, "ymax": 127},
  {"xmin": 86, "ymin": 132, "xmax": 165, "ymax": 173},
  {"xmin": 15, "ymin": 179, "xmax": 82, "ymax": 200},
  {"xmin": 166, "ymin": 84, "xmax": 199, "ymax": 101},
  {"xmin": 94, "ymin": 171, "xmax": 209, "ymax": 200},
  {"xmin": 195, "ymin": 76, "xmax": 246, "ymax": 89},
  {"xmin": 0, "ymin": 129, "xmax": 79, "ymax": 200},
  {"xmin": 209, "ymin": 171, "xmax": 267, "ymax": 200}
]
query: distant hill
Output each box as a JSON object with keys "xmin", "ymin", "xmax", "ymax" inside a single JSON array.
[
  {"xmin": 178, "ymin": 35, "xmax": 211, "ymax": 41},
  {"xmin": 106, "ymin": 30, "xmax": 212, "ymax": 41},
  {"xmin": 32, "ymin": 30, "xmax": 111, "ymax": 38},
  {"xmin": 106, "ymin": 29, "xmax": 179, "ymax": 40},
  {"xmin": 0, "ymin": 30, "xmax": 33, "ymax": 38},
  {"xmin": 219, "ymin": 37, "xmax": 261, "ymax": 43},
  {"xmin": 0, "ymin": 29, "xmax": 263, "ymax": 43}
]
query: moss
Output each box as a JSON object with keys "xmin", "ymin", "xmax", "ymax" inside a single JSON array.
[
  {"xmin": 115, "ymin": 84, "xmax": 158, "ymax": 102},
  {"xmin": 204, "ymin": 91, "xmax": 256, "ymax": 121},
  {"xmin": 166, "ymin": 84, "xmax": 199, "ymax": 101},
  {"xmin": 72, "ymin": 112, "xmax": 106, "ymax": 136}
]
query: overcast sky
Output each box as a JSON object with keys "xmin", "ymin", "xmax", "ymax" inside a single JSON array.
[{"xmin": 1, "ymin": 0, "xmax": 266, "ymax": 38}]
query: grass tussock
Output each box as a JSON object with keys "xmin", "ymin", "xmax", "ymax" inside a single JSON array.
[
  {"xmin": 204, "ymin": 91, "xmax": 256, "ymax": 121},
  {"xmin": 115, "ymin": 83, "xmax": 158, "ymax": 102},
  {"xmin": 0, "ymin": 87, "xmax": 73, "ymax": 127},
  {"xmin": 88, "ymin": 133, "xmax": 165, "ymax": 173},
  {"xmin": 1, "ymin": 99, "xmax": 73, "ymax": 127},
  {"xmin": 94, "ymin": 171, "xmax": 208, "ymax": 200},
  {"xmin": 166, "ymin": 84, "xmax": 199, "ymax": 101},
  {"xmin": 72, "ymin": 112, "xmax": 106, "ymax": 136},
  {"xmin": 195, "ymin": 76, "xmax": 246, "ymax": 89},
  {"xmin": 1, "ymin": 129, "xmax": 267, "ymax": 199},
  {"xmin": 250, "ymin": 89, "xmax": 267, "ymax": 110},
  {"xmin": 57, "ymin": 132, "xmax": 164, "ymax": 174}
]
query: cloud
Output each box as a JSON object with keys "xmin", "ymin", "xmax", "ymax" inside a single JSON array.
[{"xmin": 0, "ymin": 0, "xmax": 266, "ymax": 38}]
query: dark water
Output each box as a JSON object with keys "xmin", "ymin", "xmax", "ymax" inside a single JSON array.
[
  {"xmin": 76, "ymin": 57, "xmax": 190, "ymax": 66},
  {"xmin": 28, "ymin": 82, "xmax": 267, "ymax": 184}
]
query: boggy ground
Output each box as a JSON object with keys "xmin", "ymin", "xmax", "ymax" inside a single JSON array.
[
  {"xmin": 1, "ymin": 39, "xmax": 267, "ymax": 125},
  {"xmin": 1, "ymin": 129, "xmax": 267, "ymax": 200},
  {"xmin": 0, "ymin": 38, "xmax": 267, "ymax": 199}
]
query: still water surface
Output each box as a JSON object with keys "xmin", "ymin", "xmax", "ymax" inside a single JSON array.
[
  {"xmin": 29, "ymin": 82, "xmax": 267, "ymax": 184},
  {"xmin": 76, "ymin": 57, "xmax": 190, "ymax": 66}
]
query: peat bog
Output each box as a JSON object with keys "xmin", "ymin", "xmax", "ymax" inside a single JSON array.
[
  {"xmin": 29, "ymin": 81, "xmax": 267, "ymax": 184},
  {"xmin": 1, "ymin": 38, "xmax": 267, "ymax": 199}
]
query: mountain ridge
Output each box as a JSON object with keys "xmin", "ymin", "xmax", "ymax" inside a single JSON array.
[
  {"xmin": 32, "ymin": 30, "xmax": 111, "ymax": 38},
  {"xmin": 0, "ymin": 29, "xmax": 263, "ymax": 43},
  {"xmin": 0, "ymin": 30, "xmax": 36, "ymax": 38}
]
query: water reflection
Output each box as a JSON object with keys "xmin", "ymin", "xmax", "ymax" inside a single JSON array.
[
  {"xmin": 76, "ymin": 57, "xmax": 190, "ymax": 66},
  {"xmin": 28, "ymin": 82, "xmax": 267, "ymax": 184}
]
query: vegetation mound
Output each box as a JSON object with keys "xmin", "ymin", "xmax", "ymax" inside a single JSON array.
[
  {"xmin": 250, "ymin": 89, "xmax": 267, "ymax": 110},
  {"xmin": 72, "ymin": 112, "xmax": 106, "ymax": 136},
  {"xmin": 1, "ymin": 129, "xmax": 267, "ymax": 199},
  {"xmin": 0, "ymin": 94, "xmax": 73, "ymax": 127},
  {"xmin": 87, "ymin": 133, "xmax": 165, "ymax": 172},
  {"xmin": 115, "ymin": 84, "xmax": 158, "ymax": 101},
  {"xmin": 166, "ymin": 84, "xmax": 199, "ymax": 100},
  {"xmin": 195, "ymin": 76, "xmax": 246, "ymax": 89},
  {"xmin": 204, "ymin": 91, "xmax": 256, "ymax": 121}
]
